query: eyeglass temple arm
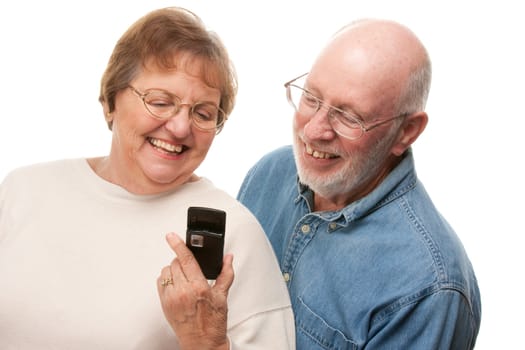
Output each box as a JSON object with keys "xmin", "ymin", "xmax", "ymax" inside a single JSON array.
[
  {"xmin": 284, "ymin": 72, "xmax": 309, "ymax": 87},
  {"xmin": 364, "ymin": 113, "xmax": 410, "ymax": 131}
]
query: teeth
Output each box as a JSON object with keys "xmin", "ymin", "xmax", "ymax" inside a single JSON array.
[
  {"xmin": 149, "ymin": 138, "xmax": 183, "ymax": 153},
  {"xmin": 306, "ymin": 144, "xmax": 335, "ymax": 159}
]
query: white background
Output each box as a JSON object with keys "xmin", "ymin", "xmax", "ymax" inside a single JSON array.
[{"xmin": 1, "ymin": 1, "xmax": 523, "ymax": 348}]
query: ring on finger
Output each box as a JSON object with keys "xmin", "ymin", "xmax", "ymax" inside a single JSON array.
[{"xmin": 161, "ymin": 277, "xmax": 173, "ymax": 287}]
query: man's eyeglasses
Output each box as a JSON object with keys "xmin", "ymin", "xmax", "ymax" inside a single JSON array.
[
  {"xmin": 284, "ymin": 73, "xmax": 408, "ymax": 140},
  {"xmin": 129, "ymin": 85, "xmax": 226, "ymax": 133}
]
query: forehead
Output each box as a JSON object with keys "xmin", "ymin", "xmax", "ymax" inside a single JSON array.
[
  {"xmin": 307, "ymin": 35, "xmax": 407, "ymax": 115},
  {"xmin": 132, "ymin": 61, "xmax": 220, "ymax": 103}
]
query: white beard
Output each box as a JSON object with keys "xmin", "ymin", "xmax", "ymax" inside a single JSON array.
[{"xmin": 292, "ymin": 129, "xmax": 399, "ymax": 200}]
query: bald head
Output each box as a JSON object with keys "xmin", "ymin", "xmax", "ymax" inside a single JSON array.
[{"xmin": 309, "ymin": 19, "xmax": 431, "ymax": 117}]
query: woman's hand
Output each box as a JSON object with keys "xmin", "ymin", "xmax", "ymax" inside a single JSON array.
[{"xmin": 157, "ymin": 232, "xmax": 234, "ymax": 350}]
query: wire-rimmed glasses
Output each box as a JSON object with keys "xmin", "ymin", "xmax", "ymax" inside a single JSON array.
[
  {"xmin": 284, "ymin": 73, "xmax": 408, "ymax": 140},
  {"xmin": 129, "ymin": 85, "xmax": 226, "ymax": 133}
]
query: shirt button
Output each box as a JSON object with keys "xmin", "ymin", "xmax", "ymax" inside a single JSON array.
[
  {"xmin": 283, "ymin": 272, "xmax": 290, "ymax": 282},
  {"xmin": 301, "ymin": 224, "xmax": 310, "ymax": 234},
  {"xmin": 329, "ymin": 222, "xmax": 337, "ymax": 230}
]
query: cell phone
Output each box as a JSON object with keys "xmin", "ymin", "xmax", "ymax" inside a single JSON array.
[{"xmin": 186, "ymin": 206, "xmax": 226, "ymax": 280}]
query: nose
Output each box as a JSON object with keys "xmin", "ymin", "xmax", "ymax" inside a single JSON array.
[
  {"xmin": 164, "ymin": 105, "xmax": 192, "ymax": 137},
  {"xmin": 301, "ymin": 104, "xmax": 336, "ymax": 141}
]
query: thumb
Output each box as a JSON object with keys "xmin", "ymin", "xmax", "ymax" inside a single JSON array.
[{"xmin": 213, "ymin": 254, "xmax": 234, "ymax": 294}]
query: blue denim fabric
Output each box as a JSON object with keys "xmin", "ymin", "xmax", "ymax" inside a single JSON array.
[{"xmin": 238, "ymin": 145, "xmax": 481, "ymax": 350}]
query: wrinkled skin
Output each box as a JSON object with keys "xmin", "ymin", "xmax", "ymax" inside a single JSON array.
[{"xmin": 157, "ymin": 233, "xmax": 234, "ymax": 350}]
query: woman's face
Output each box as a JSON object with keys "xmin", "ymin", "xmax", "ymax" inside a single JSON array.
[{"xmin": 106, "ymin": 63, "xmax": 221, "ymax": 194}]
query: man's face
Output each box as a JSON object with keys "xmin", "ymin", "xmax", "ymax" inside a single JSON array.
[{"xmin": 291, "ymin": 31, "xmax": 405, "ymax": 203}]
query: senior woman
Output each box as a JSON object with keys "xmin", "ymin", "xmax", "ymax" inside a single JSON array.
[{"xmin": 0, "ymin": 7, "xmax": 294, "ymax": 350}]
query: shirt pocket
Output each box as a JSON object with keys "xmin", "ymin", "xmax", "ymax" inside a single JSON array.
[{"xmin": 295, "ymin": 296, "xmax": 358, "ymax": 350}]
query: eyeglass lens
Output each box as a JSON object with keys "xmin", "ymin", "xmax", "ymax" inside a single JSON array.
[
  {"xmin": 287, "ymin": 85, "xmax": 364, "ymax": 139},
  {"xmin": 142, "ymin": 90, "xmax": 222, "ymax": 130}
]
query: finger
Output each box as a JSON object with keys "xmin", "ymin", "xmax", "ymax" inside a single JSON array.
[
  {"xmin": 159, "ymin": 265, "xmax": 172, "ymax": 280},
  {"xmin": 165, "ymin": 231, "xmax": 184, "ymax": 253},
  {"xmin": 213, "ymin": 253, "xmax": 234, "ymax": 294},
  {"xmin": 166, "ymin": 232, "xmax": 205, "ymax": 281},
  {"xmin": 157, "ymin": 266, "xmax": 174, "ymax": 294}
]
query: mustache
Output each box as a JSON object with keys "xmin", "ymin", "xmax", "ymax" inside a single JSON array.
[{"xmin": 295, "ymin": 131, "xmax": 343, "ymax": 156}]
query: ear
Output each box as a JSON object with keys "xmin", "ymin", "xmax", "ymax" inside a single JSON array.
[
  {"xmin": 102, "ymin": 102, "xmax": 114, "ymax": 131},
  {"xmin": 391, "ymin": 112, "xmax": 428, "ymax": 156},
  {"xmin": 102, "ymin": 102, "xmax": 111, "ymax": 121}
]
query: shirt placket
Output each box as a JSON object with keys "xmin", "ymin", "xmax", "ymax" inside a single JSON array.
[{"xmin": 281, "ymin": 214, "xmax": 319, "ymax": 283}]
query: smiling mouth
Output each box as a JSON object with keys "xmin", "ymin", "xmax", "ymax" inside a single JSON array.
[
  {"xmin": 148, "ymin": 137, "xmax": 185, "ymax": 154},
  {"xmin": 305, "ymin": 144, "xmax": 338, "ymax": 159}
]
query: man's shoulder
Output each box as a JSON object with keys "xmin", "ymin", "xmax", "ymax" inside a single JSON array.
[
  {"xmin": 252, "ymin": 145, "xmax": 295, "ymax": 173},
  {"xmin": 238, "ymin": 145, "xmax": 297, "ymax": 202},
  {"xmin": 260, "ymin": 145, "xmax": 294, "ymax": 162}
]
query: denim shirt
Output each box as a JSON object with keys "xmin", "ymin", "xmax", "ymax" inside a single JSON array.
[{"xmin": 238, "ymin": 146, "xmax": 481, "ymax": 350}]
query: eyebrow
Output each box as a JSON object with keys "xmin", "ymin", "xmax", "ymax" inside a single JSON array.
[{"xmin": 141, "ymin": 87, "xmax": 221, "ymax": 106}]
